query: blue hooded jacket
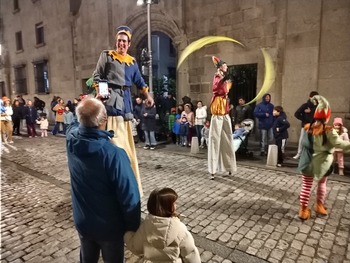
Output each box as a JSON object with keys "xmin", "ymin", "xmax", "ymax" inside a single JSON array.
[
  {"xmin": 66, "ymin": 121, "xmax": 141, "ymax": 242},
  {"xmin": 253, "ymin": 93, "xmax": 274, "ymax": 130}
]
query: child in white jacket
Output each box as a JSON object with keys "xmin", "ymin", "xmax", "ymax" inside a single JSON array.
[
  {"xmin": 124, "ymin": 188, "xmax": 201, "ymax": 263},
  {"xmin": 333, "ymin": 117, "xmax": 349, "ymax": 175}
]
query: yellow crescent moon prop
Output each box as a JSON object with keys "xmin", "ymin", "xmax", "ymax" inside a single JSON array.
[
  {"xmin": 176, "ymin": 36, "xmax": 244, "ymax": 70},
  {"xmin": 245, "ymin": 48, "xmax": 275, "ymax": 105}
]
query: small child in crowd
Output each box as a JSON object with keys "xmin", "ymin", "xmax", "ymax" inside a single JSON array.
[
  {"xmin": 167, "ymin": 108, "xmax": 177, "ymax": 144},
  {"xmin": 63, "ymin": 106, "xmax": 74, "ymax": 135},
  {"xmin": 36, "ymin": 114, "xmax": 49, "ymax": 137},
  {"xmin": 200, "ymin": 120, "xmax": 210, "ymax": 148},
  {"xmin": 180, "ymin": 116, "xmax": 189, "ymax": 147},
  {"xmin": 272, "ymin": 106, "xmax": 290, "ymax": 167},
  {"xmin": 124, "ymin": 188, "xmax": 201, "ymax": 263},
  {"xmin": 172, "ymin": 114, "xmax": 181, "ymax": 145},
  {"xmin": 333, "ymin": 117, "xmax": 349, "ymax": 175},
  {"xmin": 195, "ymin": 101, "xmax": 207, "ymax": 145}
]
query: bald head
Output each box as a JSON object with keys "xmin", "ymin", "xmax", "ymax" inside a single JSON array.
[{"xmin": 76, "ymin": 98, "xmax": 107, "ymax": 128}]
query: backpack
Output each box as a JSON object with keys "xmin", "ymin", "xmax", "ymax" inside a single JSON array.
[
  {"xmin": 297, "ymin": 132, "xmax": 313, "ymax": 175},
  {"xmin": 297, "ymin": 129, "xmax": 333, "ymax": 176}
]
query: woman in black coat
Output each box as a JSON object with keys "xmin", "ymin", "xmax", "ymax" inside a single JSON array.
[{"xmin": 12, "ymin": 100, "xmax": 23, "ymax": 135}]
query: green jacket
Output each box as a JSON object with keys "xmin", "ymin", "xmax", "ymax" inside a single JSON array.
[{"xmin": 299, "ymin": 126, "xmax": 350, "ymax": 180}]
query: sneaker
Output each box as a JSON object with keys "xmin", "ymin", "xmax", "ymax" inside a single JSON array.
[
  {"xmin": 150, "ymin": 146, "xmax": 155, "ymax": 150},
  {"xmin": 277, "ymin": 163, "xmax": 282, "ymax": 167},
  {"xmin": 293, "ymin": 154, "xmax": 300, "ymax": 159},
  {"xmin": 143, "ymin": 145, "xmax": 150, "ymax": 150},
  {"xmin": 8, "ymin": 141, "xmax": 14, "ymax": 144}
]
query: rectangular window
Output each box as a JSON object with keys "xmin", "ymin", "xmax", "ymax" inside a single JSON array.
[
  {"xmin": 35, "ymin": 22, "xmax": 45, "ymax": 45},
  {"xmin": 13, "ymin": 0, "xmax": 19, "ymax": 11},
  {"xmin": 14, "ymin": 65, "xmax": 27, "ymax": 94},
  {"xmin": 33, "ymin": 61, "xmax": 49, "ymax": 94},
  {"xmin": 15, "ymin": 31, "xmax": 23, "ymax": 51}
]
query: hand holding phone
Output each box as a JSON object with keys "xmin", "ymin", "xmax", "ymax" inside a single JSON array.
[{"xmin": 98, "ymin": 81, "xmax": 109, "ymax": 99}]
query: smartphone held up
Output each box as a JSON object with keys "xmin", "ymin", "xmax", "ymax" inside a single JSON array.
[{"xmin": 98, "ymin": 81, "xmax": 109, "ymax": 100}]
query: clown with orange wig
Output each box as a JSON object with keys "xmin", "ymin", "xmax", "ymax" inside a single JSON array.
[
  {"xmin": 297, "ymin": 95, "xmax": 350, "ymax": 220},
  {"xmin": 207, "ymin": 56, "xmax": 237, "ymax": 179}
]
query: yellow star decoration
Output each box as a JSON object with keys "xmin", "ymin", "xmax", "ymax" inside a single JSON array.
[{"xmin": 107, "ymin": 50, "xmax": 135, "ymax": 66}]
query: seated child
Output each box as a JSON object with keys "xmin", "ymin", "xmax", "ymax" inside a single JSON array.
[
  {"xmin": 233, "ymin": 124, "xmax": 247, "ymax": 139},
  {"xmin": 124, "ymin": 188, "xmax": 201, "ymax": 263},
  {"xmin": 200, "ymin": 120, "xmax": 210, "ymax": 148}
]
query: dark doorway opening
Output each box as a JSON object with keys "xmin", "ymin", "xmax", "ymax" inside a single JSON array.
[
  {"xmin": 135, "ymin": 31, "xmax": 176, "ymax": 97},
  {"xmin": 227, "ymin": 63, "xmax": 257, "ymax": 109}
]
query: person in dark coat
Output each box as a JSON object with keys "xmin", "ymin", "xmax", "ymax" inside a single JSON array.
[
  {"xmin": 293, "ymin": 91, "xmax": 319, "ymax": 159},
  {"xmin": 234, "ymin": 97, "xmax": 252, "ymax": 126},
  {"xmin": 12, "ymin": 100, "xmax": 23, "ymax": 135},
  {"xmin": 141, "ymin": 99, "xmax": 157, "ymax": 150},
  {"xmin": 23, "ymin": 100, "xmax": 38, "ymax": 137},
  {"xmin": 272, "ymin": 106, "xmax": 290, "ymax": 167},
  {"xmin": 33, "ymin": 96, "xmax": 45, "ymax": 112},
  {"xmin": 134, "ymin": 96, "xmax": 145, "ymax": 142},
  {"xmin": 253, "ymin": 93, "xmax": 274, "ymax": 156}
]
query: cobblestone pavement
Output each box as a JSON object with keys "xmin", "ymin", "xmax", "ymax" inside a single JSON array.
[{"xmin": 1, "ymin": 135, "xmax": 350, "ymax": 263}]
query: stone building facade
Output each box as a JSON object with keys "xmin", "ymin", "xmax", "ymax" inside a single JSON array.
[{"xmin": 0, "ymin": 0, "xmax": 349, "ymax": 142}]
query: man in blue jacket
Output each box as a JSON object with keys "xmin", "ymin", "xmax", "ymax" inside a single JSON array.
[
  {"xmin": 66, "ymin": 98, "xmax": 141, "ymax": 263},
  {"xmin": 253, "ymin": 93, "xmax": 274, "ymax": 156}
]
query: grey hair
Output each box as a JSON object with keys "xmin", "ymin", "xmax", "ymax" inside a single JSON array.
[{"xmin": 76, "ymin": 98, "xmax": 107, "ymax": 127}]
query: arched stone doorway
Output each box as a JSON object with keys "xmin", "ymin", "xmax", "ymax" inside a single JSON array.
[{"xmin": 125, "ymin": 9, "xmax": 188, "ymax": 101}]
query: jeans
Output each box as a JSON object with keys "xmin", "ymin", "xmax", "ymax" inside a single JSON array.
[
  {"xmin": 259, "ymin": 128, "xmax": 273, "ymax": 153},
  {"xmin": 276, "ymin": 138, "xmax": 287, "ymax": 164},
  {"xmin": 79, "ymin": 235, "xmax": 124, "ymax": 263},
  {"xmin": 52, "ymin": 122, "xmax": 63, "ymax": 135},
  {"xmin": 144, "ymin": 130, "xmax": 156, "ymax": 146},
  {"xmin": 195, "ymin": 125, "xmax": 203, "ymax": 145}
]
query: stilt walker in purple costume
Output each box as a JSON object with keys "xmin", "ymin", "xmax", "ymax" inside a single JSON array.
[
  {"xmin": 208, "ymin": 56, "xmax": 237, "ymax": 180},
  {"xmin": 93, "ymin": 26, "xmax": 153, "ymax": 196}
]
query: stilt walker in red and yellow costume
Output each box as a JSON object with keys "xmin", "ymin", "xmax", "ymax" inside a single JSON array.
[{"xmin": 208, "ymin": 56, "xmax": 237, "ymax": 180}]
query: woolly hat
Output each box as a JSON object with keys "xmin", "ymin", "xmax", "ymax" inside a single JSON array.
[
  {"xmin": 312, "ymin": 95, "xmax": 331, "ymax": 120},
  {"xmin": 333, "ymin": 117, "xmax": 343, "ymax": 126},
  {"xmin": 212, "ymin": 56, "xmax": 226, "ymax": 68},
  {"xmin": 116, "ymin": 25, "xmax": 132, "ymax": 41}
]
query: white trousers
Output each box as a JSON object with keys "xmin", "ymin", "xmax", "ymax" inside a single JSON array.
[{"xmin": 208, "ymin": 114, "xmax": 237, "ymax": 174}]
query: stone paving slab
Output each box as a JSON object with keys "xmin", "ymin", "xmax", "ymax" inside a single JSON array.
[{"xmin": 1, "ymin": 136, "xmax": 350, "ymax": 263}]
